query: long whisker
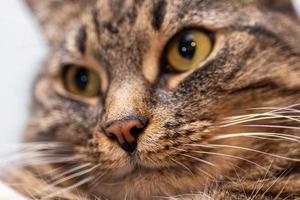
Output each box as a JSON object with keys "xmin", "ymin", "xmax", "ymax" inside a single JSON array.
[
  {"xmin": 175, "ymin": 153, "xmax": 216, "ymax": 180},
  {"xmin": 0, "ymin": 143, "xmax": 78, "ymax": 169},
  {"xmin": 38, "ymin": 163, "xmax": 100, "ymax": 198},
  {"xmin": 45, "ymin": 164, "xmax": 100, "ymax": 190},
  {"xmin": 1, "ymin": 143, "xmax": 70, "ymax": 158},
  {"xmin": 0, "ymin": 142, "xmax": 67, "ymax": 150},
  {"xmin": 1, "ymin": 154, "xmax": 82, "ymax": 168},
  {"xmin": 220, "ymin": 103, "xmax": 300, "ymax": 127},
  {"xmin": 187, "ymin": 144, "xmax": 300, "ymax": 162},
  {"xmin": 41, "ymin": 176, "xmax": 94, "ymax": 200},
  {"xmin": 51, "ymin": 163, "xmax": 92, "ymax": 181},
  {"xmin": 242, "ymin": 124, "xmax": 300, "ymax": 130},
  {"xmin": 1, "ymin": 156, "xmax": 81, "ymax": 168},
  {"xmin": 226, "ymin": 113, "xmax": 300, "ymax": 120},
  {"xmin": 89, "ymin": 170, "xmax": 109, "ymax": 191},
  {"xmin": 248, "ymin": 161, "xmax": 275, "ymax": 200},
  {"xmin": 171, "ymin": 147, "xmax": 216, "ymax": 167},
  {"xmin": 0, "ymin": 144, "xmax": 69, "ymax": 159},
  {"xmin": 168, "ymin": 156, "xmax": 194, "ymax": 175},
  {"xmin": 247, "ymin": 103, "xmax": 300, "ymax": 113},
  {"xmin": 211, "ymin": 132, "xmax": 300, "ymax": 143},
  {"xmin": 272, "ymin": 110, "xmax": 300, "ymax": 114},
  {"xmin": 260, "ymin": 169, "xmax": 291, "ymax": 199},
  {"xmin": 182, "ymin": 142, "xmax": 267, "ymax": 170},
  {"xmin": 221, "ymin": 115, "xmax": 300, "ymax": 127},
  {"xmin": 17, "ymin": 157, "xmax": 82, "ymax": 167},
  {"xmin": 43, "ymin": 166, "xmax": 65, "ymax": 176},
  {"xmin": 244, "ymin": 135, "xmax": 289, "ymax": 142},
  {"xmin": 191, "ymin": 150, "xmax": 267, "ymax": 170}
]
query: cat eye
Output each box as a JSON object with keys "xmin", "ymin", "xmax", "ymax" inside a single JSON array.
[
  {"xmin": 166, "ymin": 29, "xmax": 213, "ymax": 72},
  {"xmin": 63, "ymin": 65, "xmax": 101, "ymax": 98}
]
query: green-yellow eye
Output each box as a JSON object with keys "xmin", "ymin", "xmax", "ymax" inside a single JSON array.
[
  {"xmin": 63, "ymin": 65, "xmax": 101, "ymax": 98},
  {"xmin": 166, "ymin": 29, "xmax": 213, "ymax": 72}
]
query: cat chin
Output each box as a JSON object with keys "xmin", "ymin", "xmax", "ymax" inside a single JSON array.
[
  {"xmin": 101, "ymin": 160, "xmax": 170, "ymax": 182},
  {"xmin": 89, "ymin": 167, "xmax": 208, "ymax": 200}
]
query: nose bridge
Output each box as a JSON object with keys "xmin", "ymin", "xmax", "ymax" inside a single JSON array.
[
  {"xmin": 99, "ymin": 38, "xmax": 151, "ymax": 152},
  {"xmin": 101, "ymin": 71, "xmax": 150, "ymax": 153},
  {"xmin": 103, "ymin": 73, "xmax": 150, "ymax": 125}
]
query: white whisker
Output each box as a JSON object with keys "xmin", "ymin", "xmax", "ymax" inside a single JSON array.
[
  {"xmin": 47, "ymin": 164, "xmax": 99, "ymax": 189},
  {"xmin": 175, "ymin": 153, "xmax": 216, "ymax": 180},
  {"xmin": 245, "ymin": 135, "xmax": 287, "ymax": 141},
  {"xmin": 212, "ymin": 132, "xmax": 300, "ymax": 143},
  {"xmin": 16, "ymin": 157, "xmax": 81, "ymax": 167},
  {"xmin": 43, "ymin": 166, "xmax": 69, "ymax": 177},
  {"xmin": 171, "ymin": 147, "xmax": 216, "ymax": 167},
  {"xmin": 247, "ymin": 103, "xmax": 300, "ymax": 113},
  {"xmin": 220, "ymin": 103, "xmax": 300, "ymax": 128},
  {"xmin": 89, "ymin": 170, "xmax": 109, "ymax": 191},
  {"xmin": 1, "ymin": 155, "xmax": 83, "ymax": 169},
  {"xmin": 242, "ymin": 124, "xmax": 300, "ymax": 130},
  {"xmin": 168, "ymin": 157, "xmax": 194, "ymax": 175},
  {"xmin": 39, "ymin": 164, "xmax": 100, "ymax": 196},
  {"xmin": 41, "ymin": 177, "xmax": 94, "ymax": 200},
  {"xmin": 51, "ymin": 163, "xmax": 92, "ymax": 181},
  {"xmin": 191, "ymin": 144, "xmax": 300, "ymax": 162},
  {"xmin": 181, "ymin": 156, "xmax": 215, "ymax": 180},
  {"xmin": 192, "ymin": 150, "xmax": 266, "ymax": 170},
  {"xmin": 221, "ymin": 115, "xmax": 300, "ymax": 127}
]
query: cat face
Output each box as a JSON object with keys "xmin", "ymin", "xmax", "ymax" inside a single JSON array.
[{"xmin": 24, "ymin": 0, "xmax": 300, "ymax": 199}]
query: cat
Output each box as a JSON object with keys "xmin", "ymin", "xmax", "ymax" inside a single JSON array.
[{"xmin": 3, "ymin": 0, "xmax": 300, "ymax": 199}]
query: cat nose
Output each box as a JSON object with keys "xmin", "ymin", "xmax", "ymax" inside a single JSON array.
[{"xmin": 103, "ymin": 118, "xmax": 147, "ymax": 153}]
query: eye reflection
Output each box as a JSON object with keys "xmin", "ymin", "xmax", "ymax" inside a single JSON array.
[
  {"xmin": 165, "ymin": 29, "xmax": 213, "ymax": 72},
  {"xmin": 178, "ymin": 34, "xmax": 197, "ymax": 60}
]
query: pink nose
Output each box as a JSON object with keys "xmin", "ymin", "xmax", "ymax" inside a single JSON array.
[{"xmin": 104, "ymin": 119, "xmax": 146, "ymax": 153}]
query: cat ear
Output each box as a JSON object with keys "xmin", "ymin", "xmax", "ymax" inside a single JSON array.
[
  {"xmin": 260, "ymin": 0, "xmax": 297, "ymax": 18},
  {"xmin": 24, "ymin": 0, "xmax": 87, "ymax": 45}
]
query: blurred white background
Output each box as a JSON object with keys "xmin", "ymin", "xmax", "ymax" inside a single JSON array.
[
  {"xmin": 0, "ymin": 0, "xmax": 299, "ymax": 152},
  {"xmin": 294, "ymin": 0, "xmax": 300, "ymax": 12},
  {"xmin": 0, "ymin": 0, "xmax": 46, "ymax": 147}
]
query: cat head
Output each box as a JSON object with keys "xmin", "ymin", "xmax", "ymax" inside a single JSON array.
[{"xmin": 24, "ymin": 0, "xmax": 300, "ymax": 199}]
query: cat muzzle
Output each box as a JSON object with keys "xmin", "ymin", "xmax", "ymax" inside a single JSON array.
[{"xmin": 103, "ymin": 118, "xmax": 147, "ymax": 153}]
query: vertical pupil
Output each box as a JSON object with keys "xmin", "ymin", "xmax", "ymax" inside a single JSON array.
[
  {"xmin": 75, "ymin": 68, "xmax": 89, "ymax": 91},
  {"xmin": 178, "ymin": 34, "xmax": 197, "ymax": 60}
]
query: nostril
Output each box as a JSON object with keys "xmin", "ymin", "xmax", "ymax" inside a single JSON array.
[
  {"xmin": 103, "ymin": 118, "xmax": 148, "ymax": 153},
  {"xmin": 130, "ymin": 126, "xmax": 144, "ymax": 138}
]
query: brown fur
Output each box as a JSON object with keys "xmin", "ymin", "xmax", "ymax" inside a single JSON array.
[{"xmin": 3, "ymin": 0, "xmax": 300, "ymax": 199}]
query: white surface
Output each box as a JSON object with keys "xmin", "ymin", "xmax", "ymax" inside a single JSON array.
[
  {"xmin": 0, "ymin": 181, "xmax": 27, "ymax": 200},
  {"xmin": 0, "ymin": 0, "xmax": 46, "ymax": 150},
  {"xmin": 0, "ymin": 0, "xmax": 299, "ymax": 152},
  {"xmin": 295, "ymin": 0, "xmax": 300, "ymax": 15}
]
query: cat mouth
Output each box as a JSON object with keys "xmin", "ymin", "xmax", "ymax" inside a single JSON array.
[
  {"xmin": 120, "ymin": 153, "xmax": 178, "ymax": 177},
  {"xmin": 132, "ymin": 150, "xmax": 173, "ymax": 169},
  {"xmin": 133, "ymin": 161, "xmax": 167, "ymax": 172},
  {"xmin": 129, "ymin": 156, "xmax": 163, "ymax": 172},
  {"xmin": 117, "ymin": 162, "xmax": 173, "ymax": 181}
]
